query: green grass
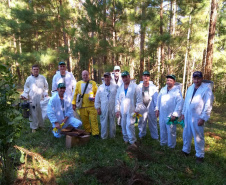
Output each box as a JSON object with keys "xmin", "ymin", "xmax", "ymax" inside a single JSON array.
[{"xmin": 10, "ymin": 104, "xmax": 226, "ymax": 185}]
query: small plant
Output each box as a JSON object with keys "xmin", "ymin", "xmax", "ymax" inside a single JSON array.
[{"xmin": 0, "ymin": 64, "xmax": 23, "ymax": 185}]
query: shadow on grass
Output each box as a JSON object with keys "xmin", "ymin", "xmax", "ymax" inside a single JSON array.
[{"xmin": 11, "ymin": 105, "xmax": 226, "ymax": 185}]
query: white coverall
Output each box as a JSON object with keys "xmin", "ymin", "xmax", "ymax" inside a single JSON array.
[
  {"xmin": 52, "ymin": 71, "xmax": 76, "ymax": 101},
  {"xmin": 110, "ymin": 74, "xmax": 123, "ymax": 126},
  {"xmin": 156, "ymin": 84, "xmax": 183, "ymax": 148},
  {"xmin": 47, "ymin": 93, "xmax": 82, "ymax": 138},
  {"xmin": 137, "ymin": 81, "xmax": 159, "ymax": 139},
  {"xmin": 182, "ymin": 82, "xmax": 213, "ymax": 158},
  {"xmin": 95, "ymin": 82, "xmax": 118, "ymax": 139},
  {"xmin": 21, "ymin": 75, "xmax": 48, "ymax": 129},
  {"xmin": 110, "ymin": 74, "xmax": 123, "ymax": 87},
  {"xmin": 115, "ymin": 82, "xmax": 142, "ymax": 144}
]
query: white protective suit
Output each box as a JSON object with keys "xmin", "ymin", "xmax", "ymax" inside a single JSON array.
[
  {"xmin": 110, "ymin": 74, "xmax": 123, "ymax": 126},
  {"xmin": 137, "ymin": 81, "xmax": 159, "ymax": 139},
  {"xmin": 182, "ymin": 82, "xmax": 213, "ymax": 158},
  {"xmin": 47, "ymin": 93, "xmax": 82, "ymax": 138},
  {"xmin": 111, "ymin": 74, "xmax": 123, "ymax": 87},
  {"xmin": 95, "ymin": 82, "xmax": 118, "ymax": 139},
  {"xmin": 52, "ymin": 71, "xmax": 76, "ymax": 101},
  {"xmin": 115, "ymin": 82, "xmax": 142, "ymax": 144},
  {"xmin": 156, "ymin": 84, "xmax": 183, "ymax": 148},
  {"xmin": 21, "ymin": 75, "xmax": 48, "ymax": 129}
]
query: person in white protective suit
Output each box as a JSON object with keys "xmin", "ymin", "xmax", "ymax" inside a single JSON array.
[
  {"xmin": 21, "ymin": 64, "xmax": 48, "ymax": 133},
  {"xmin": 95, "ymin": 72, "xmax": 118, "ymax": 139},
  {"xmin": 47, "ymin": 83, "xmax": 82, "ymax": 138},
  {"xmin": 115, "ymin": 71, "xmax": 142, "ymax": 146},
  {"xmin": 181, "ymin": 71, "xmax": 213, "ymax": 163},
  {"xmin": 137, "ymin": 71, "xmax": 159, "ymax": 140},
  {"xmin": 111, "ymin": 66, "xmax": 123, "ymax": 127},
  {"xmin": 155, "ymin": 75, "xmax": 183, "ymax": 148},
  {"xmin": 111, "ymin": 66, "xmax": 123, "ymax": 87},
  {"xmin": 52, "ymin": 61, "xmax": 76, "ymax": 101}
]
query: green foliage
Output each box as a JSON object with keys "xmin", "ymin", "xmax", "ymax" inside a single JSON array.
[{"xmin": 0, "ymin": 64, "xmax": 23, "ymax": 184}]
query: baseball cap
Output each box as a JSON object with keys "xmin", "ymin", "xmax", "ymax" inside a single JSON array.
[
  {"xmin": 59, "ymin": 61, "xmax": 66, "ymax": 65},
  {"xmin": 57, "ymin": 83, "xmax": 66, "ymax": 88},
  {"xmin": 143, "ymin": 71, "xmax": 150, "ymax": 76},
  {"xmin": 166, "ymin": 74, "xmax": 176, "ymax": 81},
  {"xmin": 114, "ymin": 66, "xmax": 120, "ymax": 71},
  {"xmin": 104, "ymin": 72, "xmax": 111, "ymax": 77},
  {"xmin": 121, "ymin": 71, "xmax": 129, "ymax": 77},
  {"xmin": 193, "ymin": 71, "xmax": 203, "ymax": 78}
]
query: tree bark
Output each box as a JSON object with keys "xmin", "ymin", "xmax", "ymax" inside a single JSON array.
[
  {"xmin": 182, "ymin": 14, "xmax": 192, "ymax": 96},
  {"xmin": 139, "ymin": 2, "xmax": 146, "ymax": 81},
  {"xmin": 205, "ymin": 0, "xmax": 218, "ymax": 80},
  {"xmin": 160, "ymin": 0, "xmax": 165, "ymax": 86},
  {"xmin": 59, "ymin": 0, "xmax": 71, "ymax": 72}
]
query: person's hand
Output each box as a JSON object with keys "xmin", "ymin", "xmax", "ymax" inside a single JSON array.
[
  {"xmin": 198, "ymin": 119, "xmax": 205, "ymax": 126},
  {"xmin": 116, "ymin": 111, "xmax": 120, "ymax": 118},
  {"xmin": 171, "ymin": 115, "xmax": 176, "ymax": 121},
  {"xmin": 62, "ymin": 117, "xmax": 68, "ymax": 124},
  {"xmin": 97, "ymin": 108, "xmax": 101, "ymax": 115},
  {"xmin": 20, "ymin": 96, "xmax": 27, "ymax": 100},
  {"xmin": 73, "ymin": 104, "xmax": 76, "ymax": 111},
  {"xmin": 155, "ymin": 110, "xmax": 159, "ymax": 118},
  {"xmin": 55, "ymin": 122, "xmax": 61, "ymax": 129},
  {"xmin": 180, "ymin": 115, "xmax": 184, "ymax": 120}
]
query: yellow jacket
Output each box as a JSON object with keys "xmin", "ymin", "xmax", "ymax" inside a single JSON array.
[{"xmin": 72, "ymin": 80, "xmax": 98, "ymax": 108}]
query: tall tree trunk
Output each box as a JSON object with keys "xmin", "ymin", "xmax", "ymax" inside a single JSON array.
[
  {"xmin": 182, "ymin": 14, "xmax": 192, "ymax": 96},
  {"xmin": 160, "ymin": 0, "xmax": 165, "ymax": 86},
  {"xmin": 205, "ymin": 0, "xmax": 218, "ymax": 80},
  {"xmin": 103, "ymin": 0, "xmax": 107, "ymax": 66},
  {"xmin": 201, "ymin": 49, "xmax": 207, "ymax": 74},
  {"xmin": 59, "ymin": 0, "xmax": 70, "ymax": 72},
  {"xmin": 190, "ymin": 56, "xmax": 196, "ymax": 84},
  {"xmin": 157, "ymin": 47, "xmax": 161, "ymax": 88},
  {"xmin": 139, "ymin": 2, "xmax": 146, "ymax": 81}
]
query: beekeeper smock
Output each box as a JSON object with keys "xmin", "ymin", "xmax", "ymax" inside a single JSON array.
[
  {"xmin": 72, "ymin": 80, "xmax": 99, "ymax": 136},
  {"xmin": 95, "ymin": 82, "xmax": 118, "ymax": 139},
  {"xmin": 52, "ymin": 71, "xmax": 76, "ymax": 101},
  {"xmin": 21, "ymin": 75, "xmax": 48, "ymax": 129},
  {"xmin": 115, "ymin": 83, "xmax": 142, "ymax": 144},
  {"xmin": 47, "ymin": 93, "xmax": 82, "ymax": 138},
  {"xmin": 137, "ymin": 81, "xmax": 159, "ymax": 139},
  {"xmin": 156, "ymin": 84, "xmax": 183, "ymax": 148},
  {"xmin": 182, "ymin": 82, "xmax": 213, "ymax": 158}
]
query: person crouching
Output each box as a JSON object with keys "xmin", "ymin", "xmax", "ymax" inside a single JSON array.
[{"xmin": 47, "ymin": 83, "xmax": 82, "ymax": 138}]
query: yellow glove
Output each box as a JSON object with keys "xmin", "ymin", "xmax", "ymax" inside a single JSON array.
[
  {"xmin": 53, "ymin": 122, "xmax": 65, "ymax": 133},
  {"xmin": 131, "ymin": 113, "xmax": 142, "ymax": 119}
]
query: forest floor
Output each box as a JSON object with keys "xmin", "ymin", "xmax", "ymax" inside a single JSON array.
[{"xmin": 10, "ymin": 104, "xmax": 226, "ymax": 185}]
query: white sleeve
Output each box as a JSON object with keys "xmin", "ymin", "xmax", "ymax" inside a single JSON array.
[
  {"xmin": 200, "ymin": 88, "xmax": 213, "ymax": 121},
  {"xmin": 94, "ymin": 87, "xmax": 101, "ymax": 109},
  {"xmin": 172, "ymin": 91, "xmax": 184, "ymax": 117},
  {"xmin": 21, "ymin": 77, "xmax": 30, "ymax": 99}
]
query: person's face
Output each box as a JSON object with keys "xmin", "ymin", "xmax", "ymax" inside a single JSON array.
[
  {"xmin": 193, "ymin": 77, "xmax": 203, "ymax": 87},
  {"xmin": 32, "ymin": 67, "xmax": 39, "ymax": 77},
  {"xmin": 82, "ymin": 71, "xmax": 89, "ymax": 82},
  {"xmin": 104, "ymin": 75, "xmax": 111, "ymax": 85},
  {"xmin": 59, "ymin": 64, "xmax": 66, "ymax": 73},
  {"xmin": 142, "ymin": 75, "xmax": 150, "ymax": 83},
  {"xmin": 166, "ymin": 78, "xmax": 175, "ymax": 89},
  {"xmin": 122, "ymin": 75, "xmax": 130, "ymax": 84},
  {"xmin": 57, "ymin": 87, "xmax": 66, "ymax": 97},
  {"xmin": 114, "ymin": 69, "xmax": 120, "ymax": 77}
]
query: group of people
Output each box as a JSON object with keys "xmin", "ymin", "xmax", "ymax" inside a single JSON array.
[{"xmin": 21, "ymin": 62, "xmax": 213, "ymax": 163}]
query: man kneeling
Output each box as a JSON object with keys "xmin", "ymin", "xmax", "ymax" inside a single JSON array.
[{"xmin": 47, "ymin": 83, "xmax": 82, "ymax": 138}]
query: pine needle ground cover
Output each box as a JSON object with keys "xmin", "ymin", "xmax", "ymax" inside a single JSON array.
[{"xmin": 8, "ymin": 104, "xmax": 226, "ymax": 185}]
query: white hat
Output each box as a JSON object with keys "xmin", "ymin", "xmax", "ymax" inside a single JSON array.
[{"xmin": 114, "ymin": 66, "xmax": 120, "ymax": 71}]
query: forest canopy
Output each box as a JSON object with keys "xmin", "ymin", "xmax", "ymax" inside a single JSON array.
[{"xmin": 0, "ymin": 0, "xmax": 225, "ymax": 102}]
